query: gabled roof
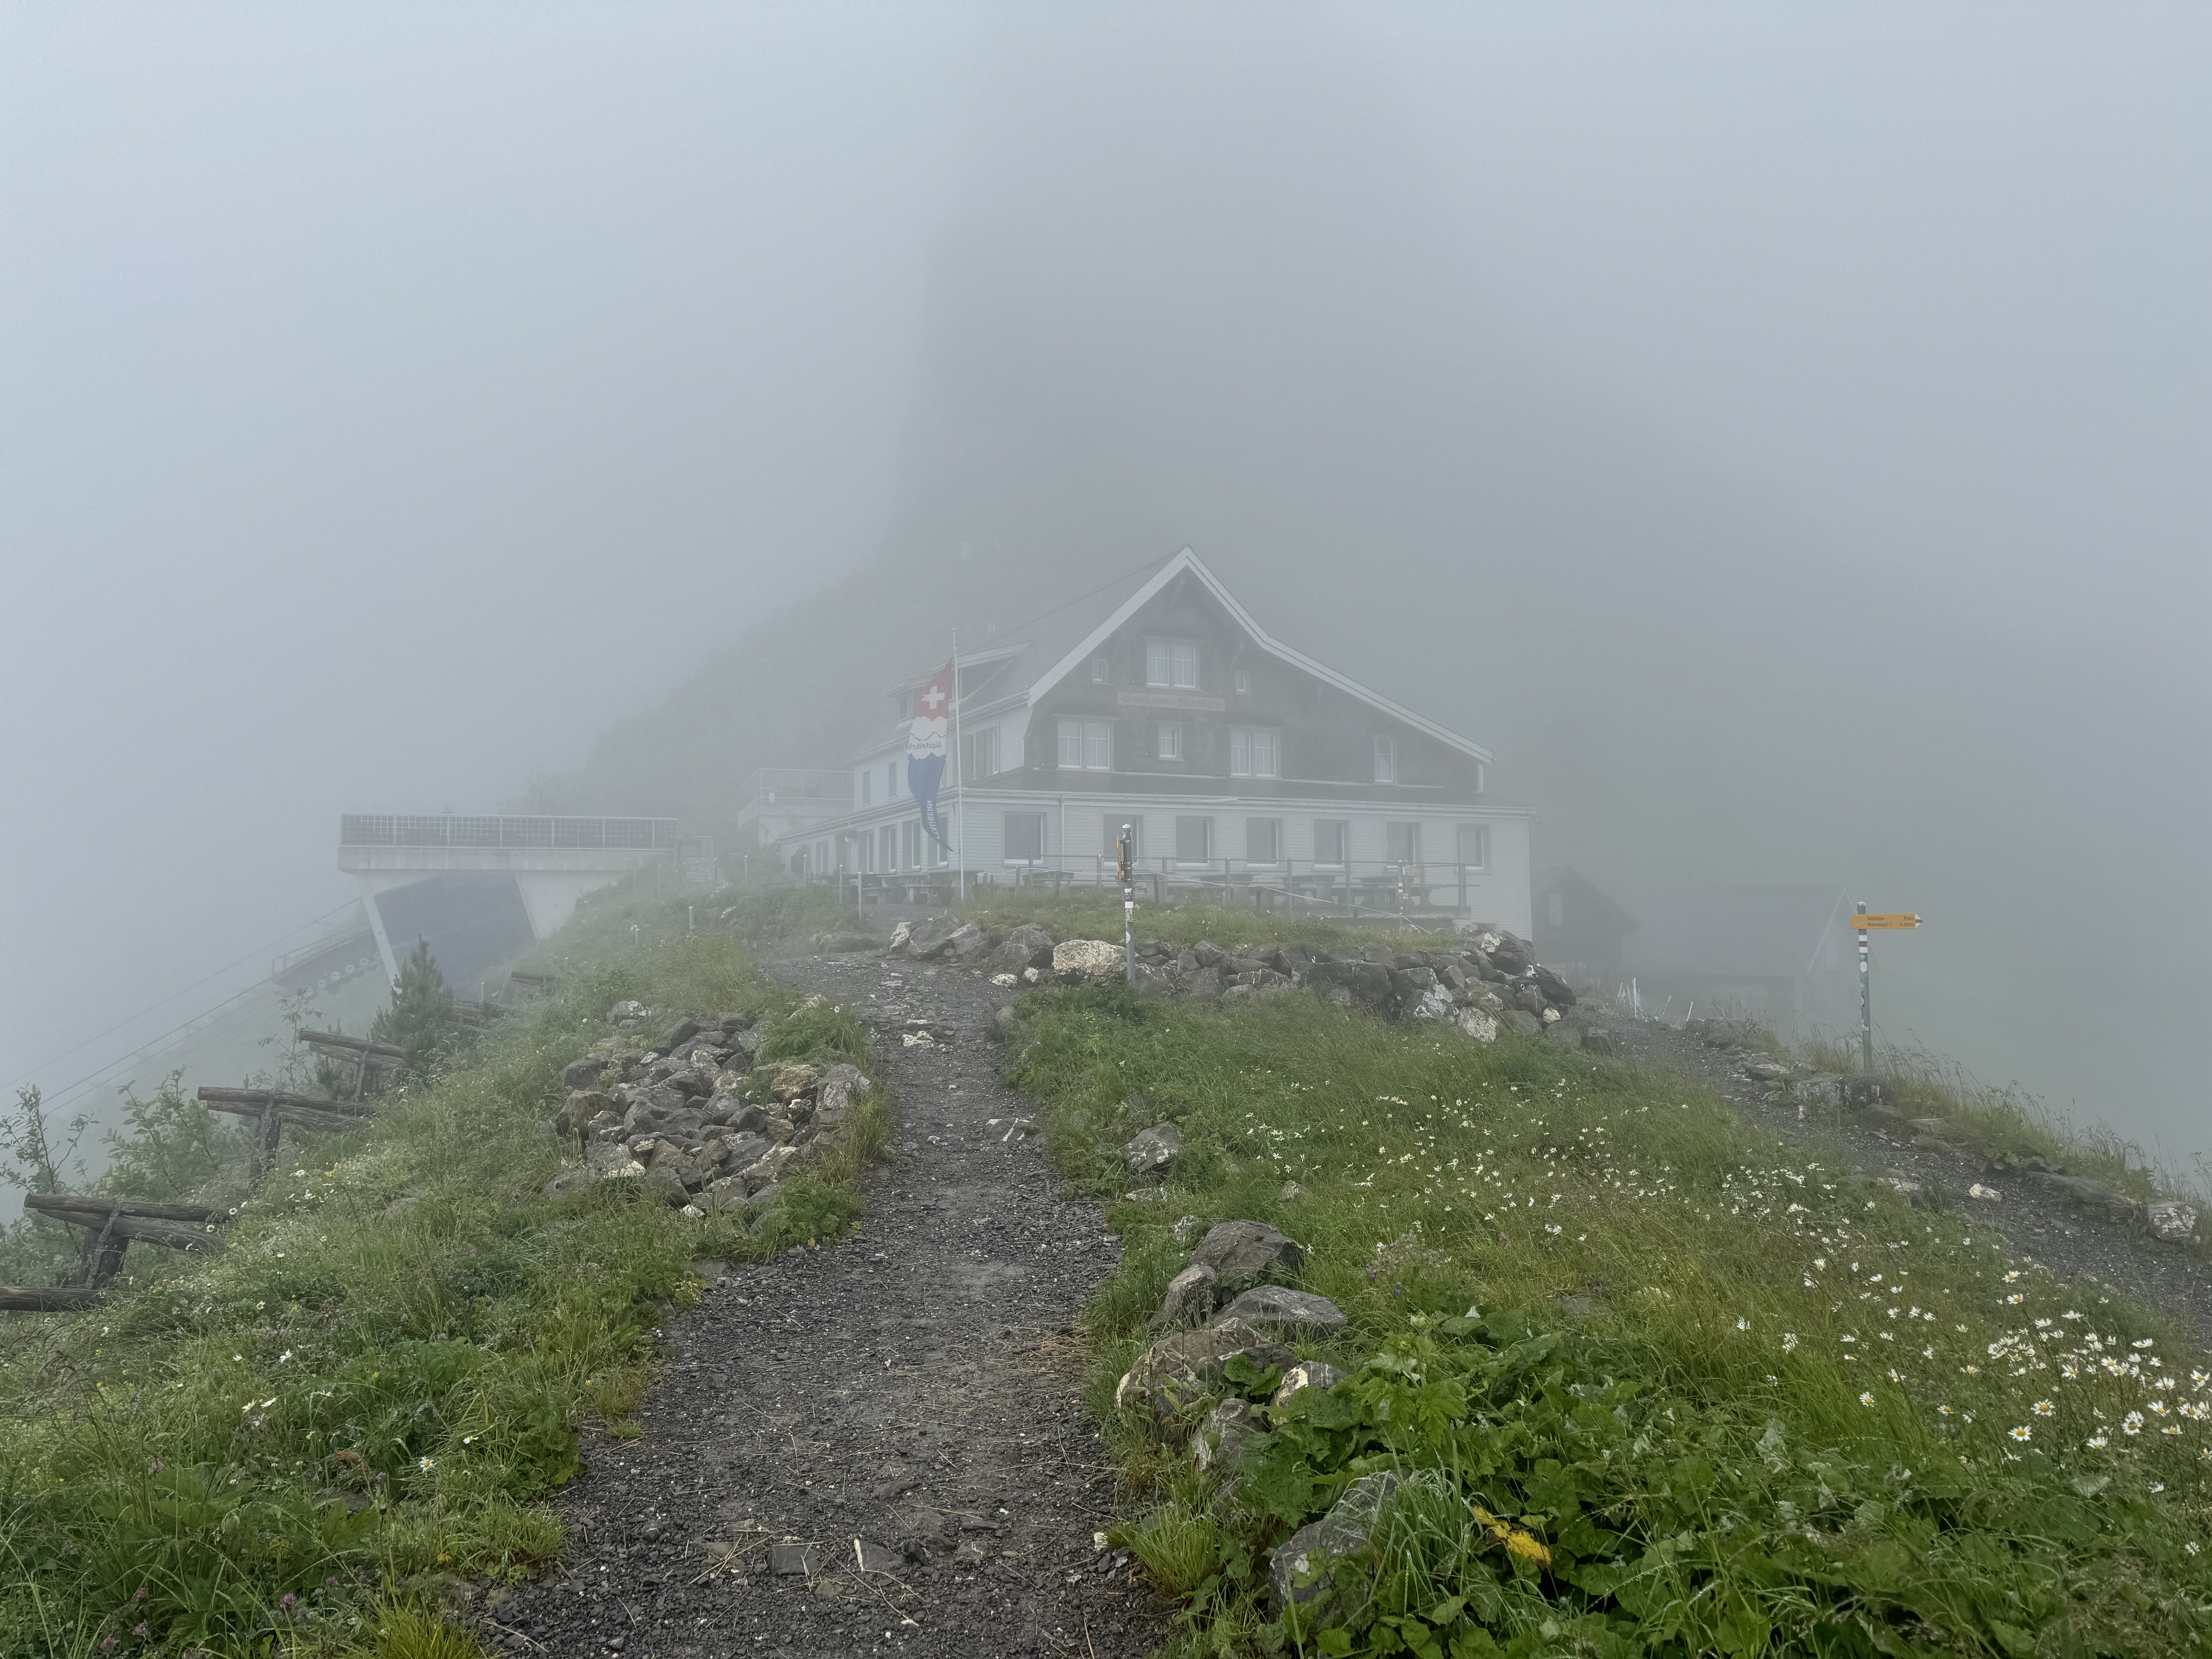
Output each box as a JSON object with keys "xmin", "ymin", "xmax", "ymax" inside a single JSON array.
[{"xmin": 1028, "ymin": 548, "xmax": 1494, "ymax": 763}]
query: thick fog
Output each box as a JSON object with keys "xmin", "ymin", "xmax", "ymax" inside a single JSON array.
[{"xmin": 3, "ymin": 7, "xmax": 2206, "ymax": 1170}]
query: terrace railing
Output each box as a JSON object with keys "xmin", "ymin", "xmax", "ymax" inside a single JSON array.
[{"xmin": 338, "ymin": 814, "xmax": 680, "ymax": 851}]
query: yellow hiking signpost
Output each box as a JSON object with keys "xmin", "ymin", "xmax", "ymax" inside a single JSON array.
[{"xmin": 1855, "ymin": 902, "xmax": 1922, "ymax": 1073}]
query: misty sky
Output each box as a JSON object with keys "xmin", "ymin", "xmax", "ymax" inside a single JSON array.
[{"xmin": 3, "ymin": 7, "xmax": 2206, "ymax": 1157}]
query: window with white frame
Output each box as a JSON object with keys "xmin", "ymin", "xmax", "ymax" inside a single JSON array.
[
  {"xmin": 1175, "ymin": 815, "xmax": 1214, "ymax": 864},
  {"xmin": 1313, "ymin": 819, "xmax": 1350, "ymax": 866},
  {"xmin": 879, "ymin": 824, "xmax": 896, "ymax": 870},
  {"xmin": 1004, "ymin": 811, "xmax": 1045, "ymax": 862},
  {"xmin": 1387, "ymin": 821, "xmax": 1422, "ymax": 865},
  {"xmin": 904, "ymin": 819, "xmax": 922, "ymax": 869},
  {"xmin": 1246, "ymin": 817, "xmax": 1282, "ymax": 864},
  {"xmin": 1373, "ymin": 735, "xmax": 1398, "ymax": 783},
  {"xmin": 860, "ymin": 770, "xmax": 873, "ymax": 806},
  {"xmin": 1229, "ymin": 726, "xmax": 1280, "ymax": 778},
  {"xmin": 961, "ymin": 724, "xmax": 999, "ymax": 781},
  {"xmin": 1091, "ymin": 655, "xmax": 1110, "ymax": 684},
  {"xmin": 1056, "ymin": 718, "xmax": 1112, "ymax": 770},
  {"xmin": 1145, "ymin": 639, "xmax": 1200, "ymax": 689},
  {"xmin": 1154, "ymin": 722, "xmax": 1182, "ymax": 761},
  {"xmin": 1233, "ymin": 667, "xmax": 1252, "ymax": 695},
  {"xmin": 1456, "ymin": 823, "xmax": 1489, "ymax": 870}
]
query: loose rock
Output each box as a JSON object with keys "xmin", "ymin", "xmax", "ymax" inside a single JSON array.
[
  {"xmin": 1150, "ymin": 1262, "xmax": 1219, "ymax": 1330},
  {"xmin": 2148, "ymin": 1200, "xmax": 2199, "ymax": 1243},
  {"xmin": 1052, "ymin": 938, "xmax": 1125, "ymax": 979},
  {"xmin": 1114, "ymin": 1317, "xmax": 1295, "ymax": 1427},
  {"xmin": 1190, "ymin": 1219, "xmax": 1304, "ymax": 1290},
  {"xmin": 1272, "ymin": 1361, "xmax": 1346, "ymax": 1407},
  {"xmin": 1123, "ymin": 1122, "xmax": 1183, "ymax": 1176},
  {"xmin": 1268, "ymin": 1471, "xmax": 1403, "ymax": 1611},
  {"xmin": 1214, "ymin": 1285, "xmax": 1346, "ymax": 1337}
]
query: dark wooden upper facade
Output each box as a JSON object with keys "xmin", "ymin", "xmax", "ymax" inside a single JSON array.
[{"xmin": 996, "ymin": 567, "xmax": 1487, "ymax": 804}]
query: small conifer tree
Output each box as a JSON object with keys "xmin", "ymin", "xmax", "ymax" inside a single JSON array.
[{"xmin": 371, "ymin": 940, "xmax": 465, "ymax": 1080}]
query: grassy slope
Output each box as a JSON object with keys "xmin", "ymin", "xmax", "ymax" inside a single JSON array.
[
  {"xmin": 988, "ymin": 916, "xmax": 2212, "ymax": 1656},
  {"xmin": 0, "ymin": 897, "xmax": 882, "ymax": 1659}
]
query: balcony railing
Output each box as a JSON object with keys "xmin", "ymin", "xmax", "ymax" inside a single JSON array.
[{"xmin": 339, "ymin": 814, "xmax": 679, "ymax": 850}]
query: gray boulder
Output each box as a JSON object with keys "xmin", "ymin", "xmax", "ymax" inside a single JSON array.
[
  {"xmin": 991, "ymin": 923, "xmax": 1055, "ymax": 971},
  {"xmin": 1114, "ymin": 1317, "xmax": 1295, "ymax": 1427},
  {"xmin": 1150, "ymin": 1262, "xmax": 1219, "ymax": 1330},
  {"xmin": 562, "ymin": 1054, "xmax": 615, "ymax": 1090},
  {"xmin": 2025, "ymin": 1170, "xmax": 2135, "ymax": 1220},
  {"xmin": 1268, "ymin": 1471, "xmax": 1404, "ymax": 1610},
  {"xmin": 640, "ymin": 1166, "xmax": 690, "ymax": 1206},
  {"xmin": 1190, "ymin": 1219, "xmax": 1304, "ymax": 1290},
  {"xmin": 1214, "ymin": 1286, "xmax": 1346, "ymax": 1338},
  {"xmin": 943, "ymin": 922, "xmax": 988, "ymax": 960},
  {"xmin": 1123, "ymin": 1122, "xmax": 1183, "ymax": 1176},
  {"xmin": 1271, "ymin": 1361, "xmax": 1346, "ymax": 1407},
  {"xmin": 1455, "ymin": 1008, "xmax": 1499, "ymax": 1043},
  {"xmin": 2148, "ymin": 1199, "xmax": 2199, "ymax": 1243},
  {"xmin": 737, "ymin": 1145, "xmax": 800, "ymax": 1192},
  {"xmin": 902, "ymin": 917, "xmax": 963, "ymax": 960},
  {"xmin": 1053, "ymin": 938, "xmax": 1125, "ymax": 978},
  {"xmin": 1791, "ymin": 1074, "xmax": 1847, "ymax": 1111},
  {"xmin": 814, "ymin": 1063, "xmax": 871, "ymax": 1129},
  {"xmin": 1500, "ymin": 1009, "xmax": 1544, "ymax": 1039},
  {"xmin": 1192, "ymin": 1397, "xmax": 1265, "ymax": 1475}
]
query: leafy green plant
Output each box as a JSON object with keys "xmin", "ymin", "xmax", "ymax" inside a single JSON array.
[{"xmin": 94, "ymin": 1071, "xmax": 242, "ymax": 1204}]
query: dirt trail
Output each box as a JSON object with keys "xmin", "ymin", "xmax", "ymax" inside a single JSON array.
[{"xmin": 491, "ymin": 954, "xmax": 1168, "ymax": 1659}]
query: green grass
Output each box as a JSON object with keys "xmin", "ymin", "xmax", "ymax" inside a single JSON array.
[
  {"xmin": 1005, "ymin": 979, "xmax": 2212, "ymax": 1657},
  {"xmin": 960, "ymin": 892, "xmax": 1443, "ymax": 957},
  {"xmin": 0, "ymin": 900, "xmax": 886, "ymax": 1657},
  {"xmin": 1797, "ymin": 1034, "xmax": 2186, "ymax": 1211}
]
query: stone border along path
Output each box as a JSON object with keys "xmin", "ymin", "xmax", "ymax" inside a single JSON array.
[
  {"xmin": 1607, "ymin": 1018, "xmax": 2212, "ymax": 1348},
  {"xmin": 488, "ymin": 955, "xmax": 1171, "ymax": 1659}
]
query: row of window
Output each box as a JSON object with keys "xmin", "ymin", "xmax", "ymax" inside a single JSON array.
[
  {"xmin": 1087, "ymin": 639, "xmax": 1264, "ymax": 695},
  {"xmin": 1007, "ymin": 812, "xmax": 1487, "ymax": 868},
  {"xmin": 1060, "ymin": 720, "xmax": 1396, "ymax": 782},
  {"xmin": 867, "ymin": 723, "xmax": 1405, "ymax": 795},
  {"xmin": 795, "ymin": 814, "xmax": 1491, "ymax": 873}
]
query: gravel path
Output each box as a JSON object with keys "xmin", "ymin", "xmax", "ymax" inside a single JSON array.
[
  {"xmin": 1607, "ymin": 1016, "xmax": 2212, "ymax": 1347},
  {"xmin": 489, "ymin": 954, "xmax": 1170, "ymax": 1659}
]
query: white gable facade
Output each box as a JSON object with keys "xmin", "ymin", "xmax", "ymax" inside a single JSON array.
[{"xmin": 769, "ymin": 551, "xmax": 1532, "ymax": 933}]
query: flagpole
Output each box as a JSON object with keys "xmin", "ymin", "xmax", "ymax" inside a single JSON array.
[{"xmin": 952, "ymin": 629, "xmax": 965, "ymax": 904}]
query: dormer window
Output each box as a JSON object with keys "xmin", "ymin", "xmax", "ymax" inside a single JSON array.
[{"xmin": 1145, "ymin": 639, "xmax": 1199, "ymax": 690}]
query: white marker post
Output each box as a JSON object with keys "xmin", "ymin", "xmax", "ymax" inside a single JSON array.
[
  {"xmin": 1119, "ymin": 823, "xmax": 1136, "ymax": 986},
  {"xmin": 1853, "ymin": 903, "xmax": 1922, "ymax": 1075}
]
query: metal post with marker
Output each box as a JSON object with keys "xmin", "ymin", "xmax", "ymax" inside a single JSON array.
[
  {"xmin": 1856, "ymin": 901, "xmax": 1872, "ymax": 1075},
  {"xmin": 1119, "ymin": 823, "xmax": 1136, "ymax": 986},
  {"xmin": 1850, "ymin": 905, "xmax": 1922, "ymax": 1075}
]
